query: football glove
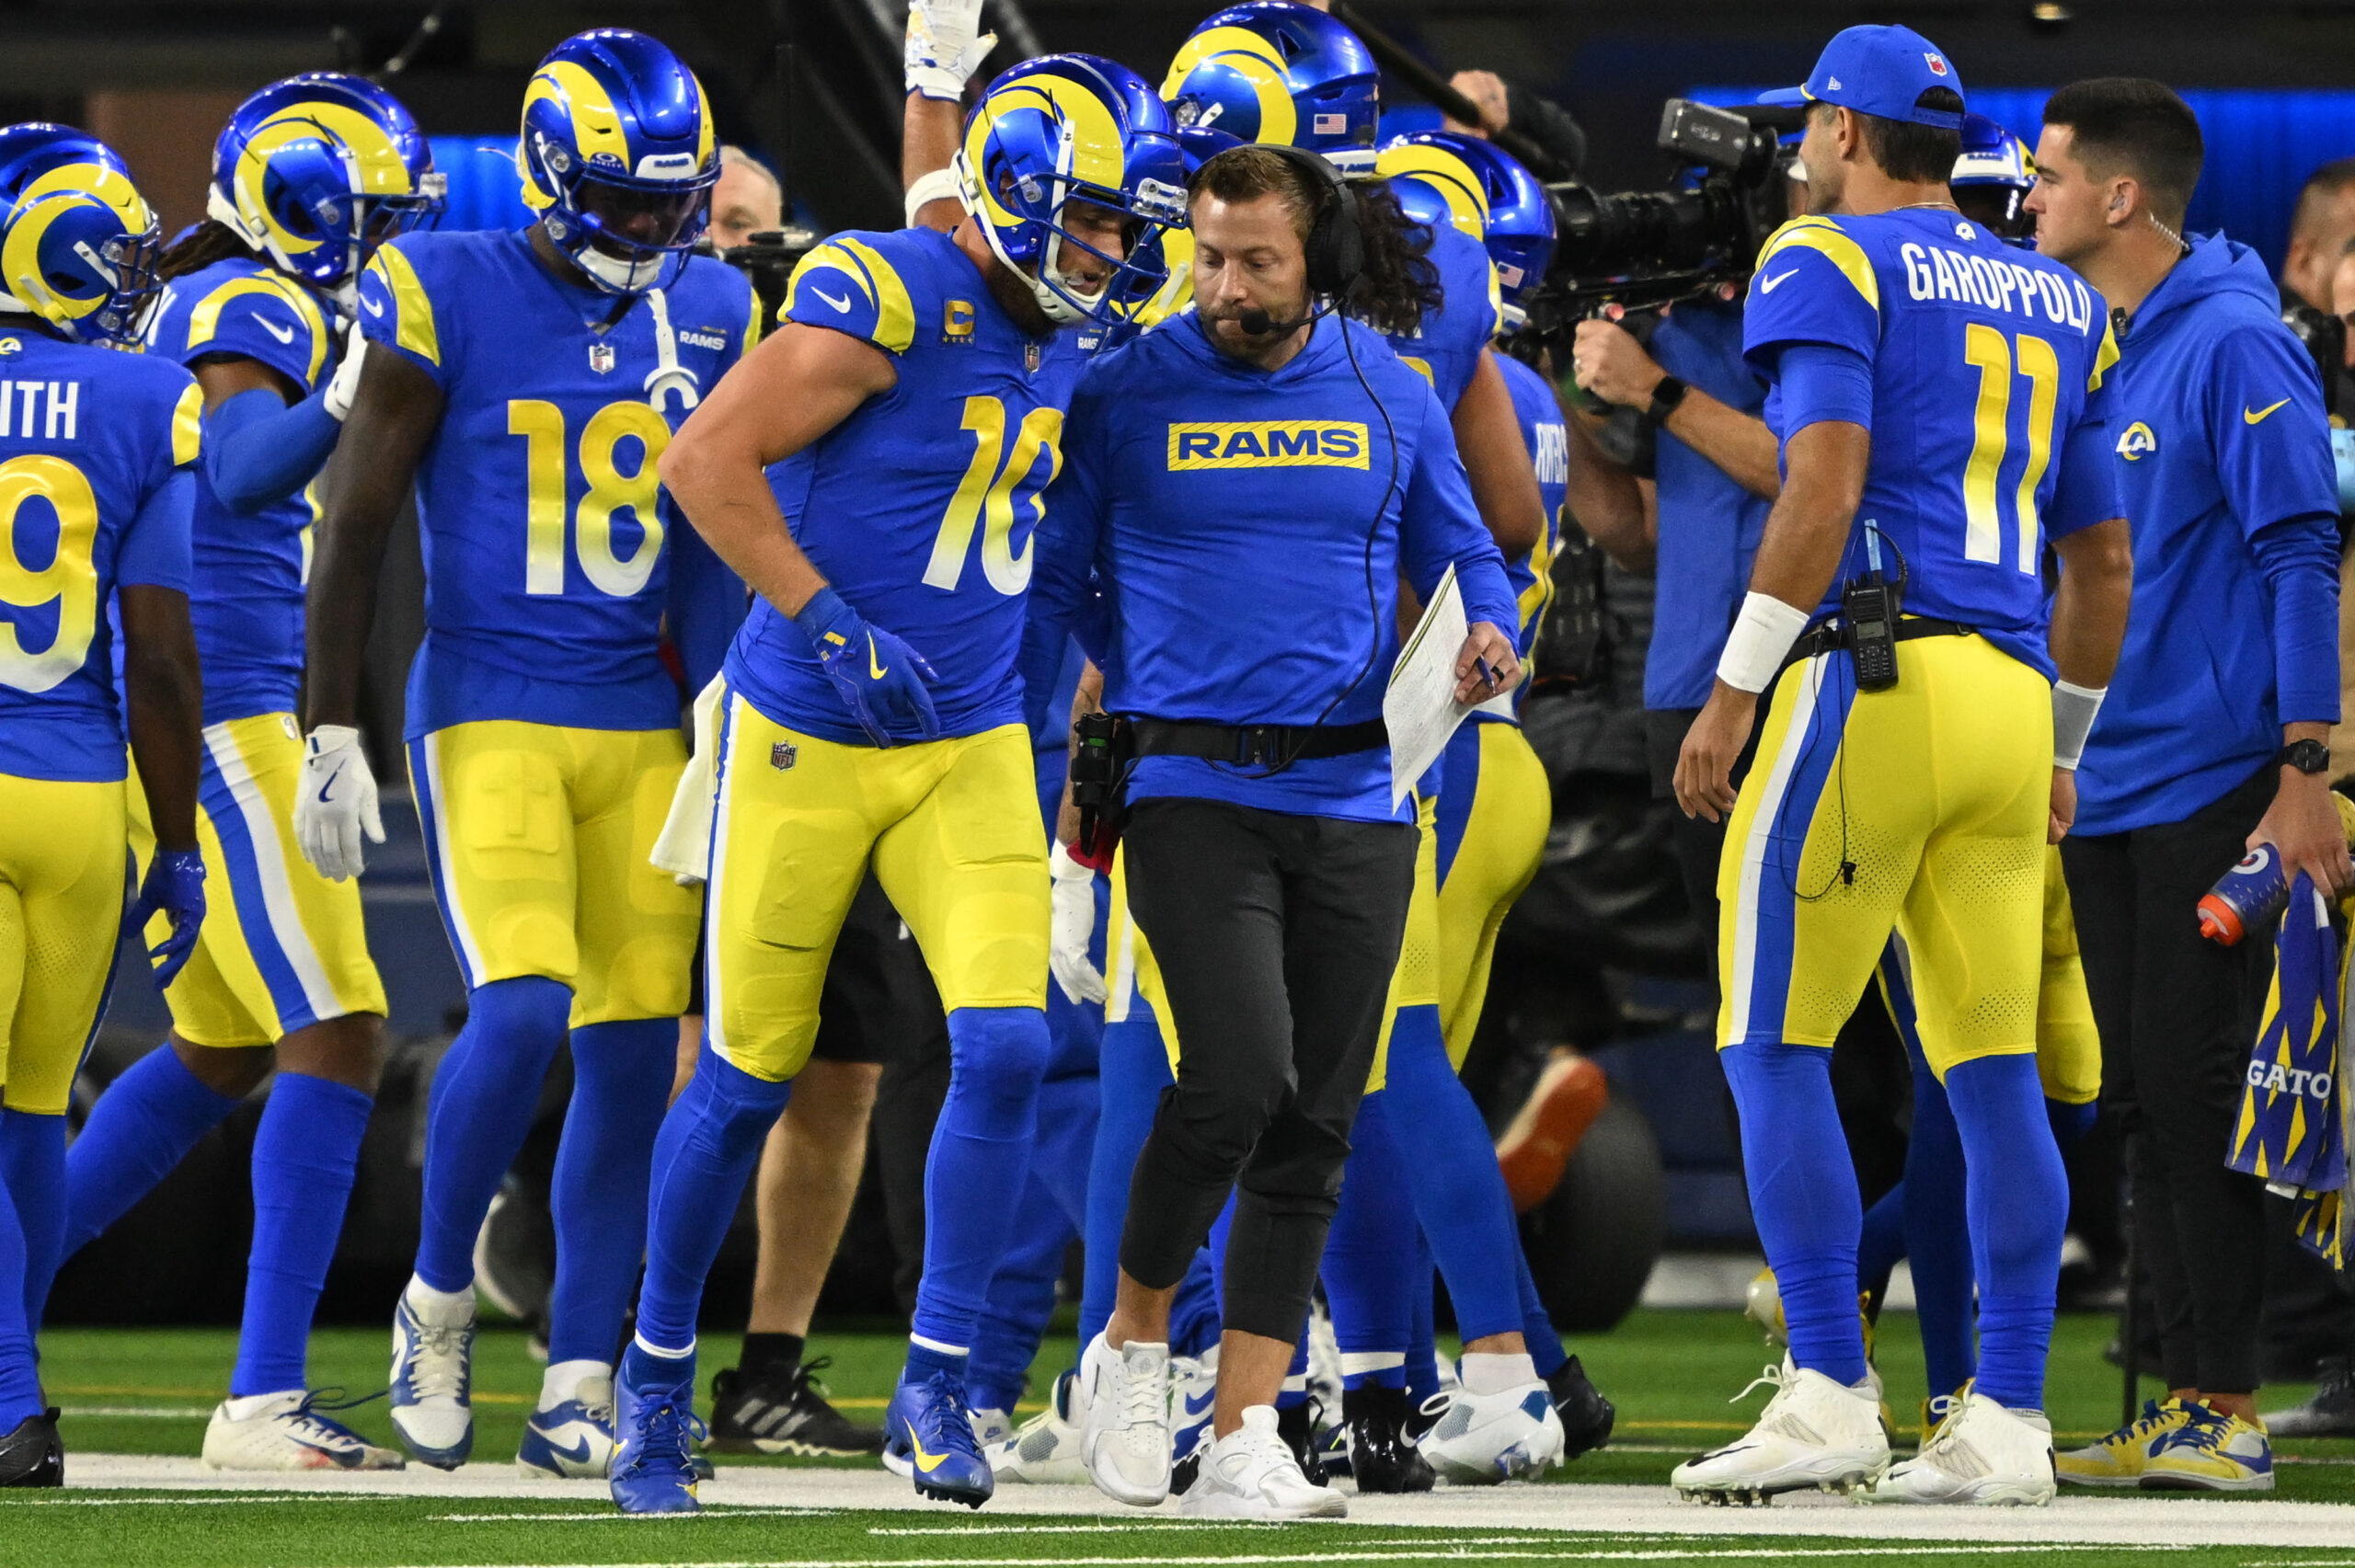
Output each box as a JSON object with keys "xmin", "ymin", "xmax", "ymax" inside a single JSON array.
[
  {"xmin": 295, "ymin": 724, "xmax": 385, "ymax": 881},
  {"xmin": 324, "ymin": 320, "xmax": 365, "ymax": 422},
  {"xmin": 798, "ymin": 586, "xmax": 941, "ymax": 748},
  {"xmin": 1048, "ymin": 841, "xmax": 1107, "ymax": 1005},
  {"xmin": 905, "ymin": 0, "xmax": 996, "ymax": 101},
  {"xmin": 129, "ymin": 846, "xmax": 207, "ymax": 988}
]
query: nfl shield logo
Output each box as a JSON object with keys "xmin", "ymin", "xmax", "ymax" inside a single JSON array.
[
  {"xmin": 771, "ymin": 740, "xmax": 798, "ymax": 771},
  {"xmin": 1025, "ymin": 340, "xmax": 1041, "ymax": 374},
  {"xmin": 1924, "ymin": 52, "xmax": 1949, "ymax": 76},
  {"xmin": 589, "ymin": 340, "xmax": 616, "ymax": 374}
]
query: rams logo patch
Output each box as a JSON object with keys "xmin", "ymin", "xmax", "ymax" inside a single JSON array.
[
  {"xmin": 1167, "ymin": 420, "xmax": 1369, "ymax": 470},
  {"xmin": 2116, "ymin": 420, "xmax": 2158, "ymax": 461}
]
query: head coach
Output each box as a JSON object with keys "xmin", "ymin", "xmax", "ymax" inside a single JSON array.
[{"xmin": 1020, "ymin": 142, "xmax": 1519, "ymax": 1514}]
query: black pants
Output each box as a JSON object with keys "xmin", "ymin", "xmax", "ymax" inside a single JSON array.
[
  {"xmin": 2062, "ymin": 764, "xmax": 2277, "ymax": 1394},
  {"xmin": 1117, "ymin": 796, "xmax": 1417, "ymax": 1343}
]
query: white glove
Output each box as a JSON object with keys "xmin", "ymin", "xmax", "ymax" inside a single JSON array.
[
  {"xmin": 294, "ymin": 725, "xmax": 385, "ymax": 881},
  {"xmin": 1048, "ymin": 841, "xmax": 1107, "ymax": 1006},
  {"xmin": 905, "ymin": 0, "xmax": 996, "ymax": 101},
  {"xmin": 324, "ymin": 321, "xmax": 365, "ymax": 422}
]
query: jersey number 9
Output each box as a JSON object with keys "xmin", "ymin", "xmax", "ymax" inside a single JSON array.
[
  {"xmin": 509, "ymin": 398, "xmax": 675, "ymax": 598},
  {"xmin": 924, "ymin": 395, "xmax": 1064, "ymax": 597},
  {"xmin": 0, "ymin": 455, "xmax": 100, "ymax": 695},
  {"xmin": 1960, "ymin": 324, "xmax": 2062, "ymax": 576}
]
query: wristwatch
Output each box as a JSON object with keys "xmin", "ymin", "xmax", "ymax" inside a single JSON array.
[
  {"xmin": 2279, "ymin": 738, "xmax": 2332, "ymax": 775},
  {"xmin": 1646, "ymin": 374, "xmax": 1689, "ymax": 425}
]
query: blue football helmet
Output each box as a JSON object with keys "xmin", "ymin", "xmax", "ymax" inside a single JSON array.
[
  {"xmin": 1376, "ymin": 131, "xmax": 1556, "ymax": 331},
  {"xmin": 1951, "ymin": 112, "xmax": 2036, "ymax": 246},
  {"xmin": 0, "ymin": 124, "xmax": 161, "ymax": 345},
  {"xmin": 209, "ymin": 74, "xmax": 442, "ymax": 291},
  {"xmin": 520, "ymin": 29, "xmax": 720, "ymax": 295},
  {"xmin": 1161, "ymin": 2, "xmax": 1381, "ymax": 177},
  {"xmin": 955, "ymin": 53, "xmax": 1189, "ymax": 328}
]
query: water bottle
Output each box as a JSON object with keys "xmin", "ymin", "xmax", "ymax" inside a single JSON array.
[{"xmin": 2198, "ymin": 844, "xmax": 2291, "ymax": 945}]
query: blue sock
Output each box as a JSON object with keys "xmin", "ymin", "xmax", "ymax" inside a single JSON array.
[
  {"xmin": 1901, "ymin": 1054, "xmax": 1978, "ymax": 1399},
  {"xmin": 1857, "ymin": 1182, "xmax": 1908, "ymax": 1289},
  {"xmin": 0, "ymin": 1162, "xmax": 38, "ymax": 1429},
  {"xmin": 910, "ymin": 1006, "xmax": 1050, "ymax": 1356},
  {"xmin": 548, "ymin": 1018, "xmax": 675, "ymax": 1368},
  {"xmin": 1405, "ymin": 1230, "xmax": 1440, "ymax": 1410},
  {"xmin": 1082, "ymin": 1015, "xmax": 1171, "ymax": 1348},
  {"xmin": 2047, "ymin": 1097, "xmax": 2097, "ymax": 1150},
  {"xmin": 1945, "ymin": 1054, "xmax": 2064, "ymax": 1411},
  {"xmin": 622, "ymin": 1335, "xmax": 695, "ymax": 1396},
  {"xmin": 1720, "ymin": 1041, "xmax": 1866, "ymax": 1386},
  {"xmin": 416, "ymin": 977, "xmax": 572, "ymax": 1292},
  {"xmin": 1383, "ymin": 1004, "xmax": 1524, "ymax": 1342},
  {"xmin": 638, "ymin": 1044, "xmax": 792, "ymax": 1355},
  {"xmin": 1276, "ymin": 1333, "xmax": 1310, "ymax": 1410},
  {"xmin": 1513, "ymin": 1240, "xmax": 1567, "ymax": 1379},
  {"xmin": 233, "ymin": 1073, "xmax": 370, "ymax": 1396},
  {"xmin": 1322, "ymin": 1090, "xmax": 1414, "ymax": 1391},
  {"xmin": 969, "ymin": 1070, "xmax": 1094, "ymax": 1410},
  {"xmin": 63, "ymin": 1044, "xmax": 239, "ymax": 1258},
  {"xmin": 1170, "ymin": 1250, "xmax": 1222, "ymax": 1359},
  {"xmin": 0, "ymin": 1111, "xmax": 65, "ymax": 1333}
]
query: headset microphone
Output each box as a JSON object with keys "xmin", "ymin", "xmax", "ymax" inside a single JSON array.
[{"xmin": 1236, "ymin": 299, "xmax": 1329, "ymax": 337}]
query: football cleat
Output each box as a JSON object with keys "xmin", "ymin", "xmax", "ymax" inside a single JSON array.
[
  {"xmin": 1078, "ymin": 1333, "xmax": 1171, "ymax": 1506},
  {"xmin": 1277, "ymin": 1400, "xmax": 1332, "ymax": 1487},
  {"xmin": 1861, "ymin": 1386, "xmax": 2053, "ymax": 1505},
  {"xmin": 2265, "ymin": 1359, "xmax": 2355, "ymax": 1438},
  {"xmin": 1548, "ymin": 1355, "xmax": 1616, "ymax": 1459},
  {"xmin": 0, "ymin": 1408, "xmax": 63, "ymax": 1488},
  {"xmin": 1182, "ymin": 1405, "xmax": 1348, "ymax": 1519},
  {"xmin": 1339, "ymin": 1385, "xmax": 1434, "ymax": 1494},
  {"xmin": 2142, "ymin": 1404, "xmax": 2274, "ymax": 1493},
  {"xmin": 1671, "ymin": 1362, "xmax": 1890, "ymax": 1505},
  {"xmin": 2053, "ymin": 1398, "xmax": 2194, "ymax": 1488},
  {"xmin": 610, "ymin": 1356, "xmax": 703, "ymax": 1515},
  {"xmin": 885, "ymin": 1368, "xmax": 994, "ymax": 1507},
  {"xmin": 1417, "ymin": 1377, "xmax": 1566, "ymax": 1483},
  {"xmin": 1743, "ymin": 1269, "xmax": 1787, "ymax": 1347},
  {"xmin": 706, "ymin": 1357, "xmax": 885, "ymax": 1457},
  {"xmin": 1920, "ymin": 1391, "xmax": 1964, "ymax": 1451},
  {"xmin": 990, "ymin": 1367, "xmax": 1088, "ymax": 1482},
  {"xmin": 201, "ymin": 1391, "xmax": 403, "ymax": 1471},
  {"xmin": 388, "ymin": 1288, "xmax": 475, "ymax": 1468},
  {"xmin": 1493, "ymin": 1050, "xmax": 1608, "ymax": 1210},
  {"xmin": 519, "ymin": 1384, "xmax": 616, "ymax": 1479}
]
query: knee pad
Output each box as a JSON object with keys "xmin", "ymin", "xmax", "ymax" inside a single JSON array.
[
  {"xmin": 465, "ymin": 975, "xmax": 573, "ymax": 1054},
  {"xmin": 946, "ymin": 1007, "xmax": 1051, "ymax": 1114}
]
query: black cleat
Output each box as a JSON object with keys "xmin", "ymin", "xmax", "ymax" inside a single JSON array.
[
  {"xmin": 0, "ymin": 1408, "xmax": 63, "ymax": 1488},
  {"xmin": 707, "ymin": 1357, "xmax": 885, "ymax": 1458},
  {"xmin": 1549, "ymin": 1356, "xmax": 1615, "ymax": 1459},
  {"xmin": 2267, "ymin": 1358, "xmax": 2355, "ymax": 1438},
  {"xmin": 1340, "ymin": 1386, "xmax": 1434, "ymax": 1494},
  {"xmin": 1275, "ymin": 1400, "xmax": 1329, "ymax": 1487}
]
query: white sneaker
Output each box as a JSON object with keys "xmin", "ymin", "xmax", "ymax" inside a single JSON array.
[
  {"xmin": 991, "ymin": 1368, "xmax": 1088, "ymax": 1482},
  {"xmin": 970, "ymin": 1406, "xmax": 1013, "ymax": 1448},
  {"xmin": 1417, "ymin": 1379, "xmax": 1567, "ymax": 1483},
  {"xmin": 1181, "ymin": 1404, "xmax": 1348, "ymax": 1519},
  {"xmin": 201, "ymin": 1391, "xmax": 404, "ymax": 1471},
  {"xmin": 1079, "ymin": 1333, "xmax": 1171, "ymax": 1506},
  {"xmin": 1671, "ymin": 1361, "xmax": 1890, "ymax": 1505},
  {"xmin": 1864, "ymin": 1387, "xmax": 2055, "ymax": 1506},
  {"xmin": 388, "ymin": 1283, "xmax": 476, "ymax": 1468},
  {"xmin": 517, "ymin": 1378, "xmax": 616, "ymax": 1479}
]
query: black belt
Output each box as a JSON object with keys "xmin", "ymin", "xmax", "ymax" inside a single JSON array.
[
  {"xmin": 1786, "ymin": 615, "xmax": 1974, "ymax": 666},
  {"xmin": 1129, "ymin": 715, "xmax": 1389, "ymax": 768}
]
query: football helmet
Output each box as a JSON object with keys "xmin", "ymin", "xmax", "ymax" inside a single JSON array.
[
  {"xmin": 1950, "ymin": 112, "xmax": 2036, "ymax": 246},
  {"xmin": 1377, "ymin": 131, "xmax": 1556, "ymax": 330},
  {"xmin": 520, "ymin": 29, "xmax": 719, "ymax": 295},
  {"xmin": 208, "ymin": 74, "xmax": 442, "ymax": 290},
  {"xmin": 954, "ymin": 52, "xmax": 1188, "ymax": 328},
  {"xmin": 1161, "ymin": 2, "xmax": 1380, "ymax": 176},
  {"xmin": 0, "ymin": 124, "xmax": 161, "ymax": 345}
]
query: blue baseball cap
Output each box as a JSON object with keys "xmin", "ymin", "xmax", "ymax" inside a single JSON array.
[{"xmin": 1757, "ymin": 24, "xmax": 1966, "ymax": 130}]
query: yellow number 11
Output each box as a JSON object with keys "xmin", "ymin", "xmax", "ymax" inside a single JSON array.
[{"xmin": 1960, "ymin": 322, "xmax": 2061, "ymax": 575}]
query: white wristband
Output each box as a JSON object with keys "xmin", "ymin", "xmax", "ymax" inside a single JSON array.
[
  {"xmin": 2052, "ymin": 680, "xmax": 2106, "ymax": 770},
  {"xmin": 905, "ymin": 167, "xmax": 964, "ymax": 227},
  {"xmin": 1715, "ymin": 592, "xmax": 1811, "ymax": 693}
]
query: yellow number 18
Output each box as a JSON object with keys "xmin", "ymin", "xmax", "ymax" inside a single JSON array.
[
  {"xmin": 509, "ymin": 399, "xmax": 674, "ymax": 598},
  {"xmin": 1960, "ymin": 323, "xmax": 2061, "ymax": 575}
]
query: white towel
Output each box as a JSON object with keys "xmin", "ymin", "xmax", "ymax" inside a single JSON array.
[{"xmin": 652, "ymin": 675, "xmax": 726, "ymax": 885}]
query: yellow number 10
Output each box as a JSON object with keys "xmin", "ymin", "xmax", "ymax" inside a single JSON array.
[
  {"xmin": 1960, "ymin": 323, "xmax": 2061, "ymax": 575},
  {"xmin": 925, "ymin": 395, "xmax": 1065, "ymax": 596},
  {"xmin": 509, "ymin": 399, "xmax": 674, "ymax": 598}
]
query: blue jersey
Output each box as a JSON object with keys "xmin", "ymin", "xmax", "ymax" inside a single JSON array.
[
  {"xmin": 0, "ymin": 329, "xmax": 200, "ymax": 782},
  {"xmin": 1386, "ymin": 216, "xmax": 1499, "ymax": 412},
  {"xmin": 1743, "ymin": 210, "xmax": 2120, "ymax": 677},
  {"xmin": 724, "ymin": 227, "xmax": 1085, "ymax": 745},
  {"xmin": 1496, "ymin": 351, "xmax": 1566, "ymax": 673},
  {"xmin": 145, "ymin": 257, "xmax": 337, "ymax": 726},
  {"xmin": 359, "ymin": 229, "xmax": 758, "ymax": 738}
]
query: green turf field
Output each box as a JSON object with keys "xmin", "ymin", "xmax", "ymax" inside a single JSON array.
[{"xmin": 9, "ymin": 1309, "xmax": 2354, "ymax": 1568}]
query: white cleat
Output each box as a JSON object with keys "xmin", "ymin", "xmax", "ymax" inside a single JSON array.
[
  {"xmin": 1181, "ymin": 1404, "xmax": 1348, "ymax": 1519},
  {"xmin": 516, "ymin": 1380, "xmax": 617, "ymax": 1479},
  {"xmin": 1079, "ymin": 1333, "xmax": 1171, "ymax": 1506},
  {"xmin": 1169, "ymin": 1347, "xmax": 1219, "ymax": 1471},
  {"xmin": 1671, "ymin": 1361, "xmax": 1890, "ymax": 1505},
  {"xmin": 201, "ymin": 1391, "xmax": 404, "ymax": 1471},
  {"xmin": 1417, "ymin": 1379, "xmax": 1567, "ymax": 1483},
  {"xmin": 1863, "ymin": 1386, "xmax": 2055, "ymax": 1506},
  {"xmin": 970, "ymin": 1406, "xmax": 1013, "ymax": 1448},
  {"xmin": 388, "ymin": 1286, "xmax": 476, "ymax": 1468},
  {"xmin": 991, "ymin": 1368, "xmax": 1088, "ymax": 1482}
]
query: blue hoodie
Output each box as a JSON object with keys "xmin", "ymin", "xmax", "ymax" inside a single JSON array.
[{"xmin": 2075, "ymin": 234, "xmax": 2341, "ymax": 836}]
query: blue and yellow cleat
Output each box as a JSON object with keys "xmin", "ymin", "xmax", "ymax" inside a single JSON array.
[
  {"xmin": 887, "ymin": 1369, "xmax": 995, "ymax": 1508},
  {"xmin": 610, "ymin": 1354, "xmax": 705, "ymax": 1515}
]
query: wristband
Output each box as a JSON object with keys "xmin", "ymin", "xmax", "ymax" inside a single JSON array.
[
  {"xmin": 1646, "ymin": 374, "xmax": 1688, "ymax": 425},
  {"xmin": 2051, "ymin": 680, "xmax": 2106, "ymax": 770},
  {"xmin": 1715, "ymin": 592, "xmax": 1810, "ymax": 693},
  {"xmin": 905, "ymin": 167, "xmax": 963, "ymax": 226}
]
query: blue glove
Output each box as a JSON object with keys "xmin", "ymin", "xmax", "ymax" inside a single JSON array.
[
  {"xmin": 796, "ymin": 586, "xmax": 941, "ymax": 747},
  {"xmin": 128, "ymin": 846, "xmax": 206, "ymax": 988}
]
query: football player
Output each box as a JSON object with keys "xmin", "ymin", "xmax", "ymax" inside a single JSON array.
[
  {"xmin": 300, "ymin": 29, "xmax": 755, "ymax": 1476},
  {"xmin": 0, "ymin": 127, "xmax": 206, "ymax": 1485},
  {"xmin": 59, "ymin": 74, "xmax": 438, "ymax": 1472}
]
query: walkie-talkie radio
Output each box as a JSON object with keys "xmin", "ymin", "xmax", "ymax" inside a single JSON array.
[{"xmin": 1842, "ymin": 524, "xmax": 1901, "ymax": 692}]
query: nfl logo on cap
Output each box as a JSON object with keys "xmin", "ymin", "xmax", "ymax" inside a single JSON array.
[{"xmin": 1924, "ymin": 52, "xmax": 1949, "ymax": 76}]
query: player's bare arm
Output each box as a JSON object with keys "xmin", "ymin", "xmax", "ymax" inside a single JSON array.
[
  {"xmin": 2047, "ymin": 517, "xmax": 2133, "ymax": 842},
  {"xmin": 1673, "ymin": 418, "xmax": 1868, "ymax": 821},
  {"xmin": 1562, "ymin": 410, "xmax": 1657, "ymax": 572},
  {"xmin": 120, "ymin": 582, "xmax": 204, "ymax": 854},
  {"xmin": 904, "ymin": 95, "xmax": 966, "ymax": 232},
  {"xmin": 1571, "ymin": 319, "xmax": 1780, "ymax": 501},
  {"xmin": 1453, "ymin": 349, "xmax": 1545, "ymax": 559}
]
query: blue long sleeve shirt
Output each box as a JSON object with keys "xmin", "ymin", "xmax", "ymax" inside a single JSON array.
[{"xmin": 1024, "ymin": 310, "xmax": 1515, "ymax": 824}]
